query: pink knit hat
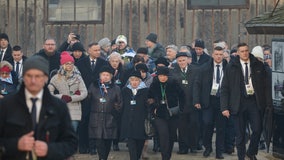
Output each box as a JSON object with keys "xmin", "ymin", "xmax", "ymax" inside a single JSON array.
[{"xmin": 60, "ymin": 51, "xmax": 74, "ymax": 65}]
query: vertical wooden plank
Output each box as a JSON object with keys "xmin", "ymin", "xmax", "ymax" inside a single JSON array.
[
  {"xmin": 78, "ymin": 24, "xmax": 86, "ymax": 46},
  {"xmin": 158, "ymin": 0, "xmax": 167, "ymax": 46},
  {"xmin": 121, "ymin": 0, "xmax": 130, "ymax": 42},
  {"xmin": 8, "ymin": 0, "xmax": 17, "ymax": 45},
  {"xmin": 213, "ymin": 9, "xmax": 222, "ymax": 51},
  {"xmin": 166, "ymin": 0, "xmax": 176, "ymax": 45},
  {"xmin": 176, "ymin": 0, "xmax": 185, "ymax": 47},
  {"xmin": 86, "ymin": 24, "xmax": 95, "ymax": 44},
  {"xmin": 112, "ymin": 0, "xmax": 122, "ymax": 38},
  {"xmin": 35, "ymin": 0, "xmax": 45, "ymax": 53},
  {"xmin": 0, "ymin": 0, "xmax": 8, "ymax": 33},
  {"xmin": 185, "ymin": 0, "xmax": 194, "ymax": 46},
  {"xmin": 17, "ymin": 0, "xmax": 26, "ymax": 52},
  {"xmin": 203, "ymin": 10, "xmax": 213, "ymax": 51},
  {"xmin": 131, "ymin": 0, "xmax": 140, "ymax": 50},
  {"xmin": 95, "ymin": 24, "xmax": 104, "ymax": 42},
  {"xmin": 148, "ymin": 0, "xmax": 157, "ymax": 34},
  {"xmin": 53, "ymin": 24, "xmax": 62, "ymax": 48},
  {"xmin": 26, "ymin": 0, "xmax": 36, "ymax": 54},
  {"xmin": 222, "ymin": 9, "xmax": 230, "ymax": 48},
  {"xmin": 230, "ymin": 9, "xmax": 239, "ymax": 48},
  {"xmin": 248, "ymin": 0, "xmax": 256, "ymax": 47},
  {"xmin": 194, "ymin": 9, "xmax": 203, "ymax": 39},
  {"xmin": 104, "ymin": 0, "xmax": 112, "ymax": 39},
  {"xmin": 139, "ymin": 0, "xmax": 148, "ymax": 47}
]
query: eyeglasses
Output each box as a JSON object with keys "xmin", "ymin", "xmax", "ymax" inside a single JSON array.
[
  {"xmin": 264, "ymin": 54, "xmax": 272, "ymax": 60},
  {"xmin": 64, "ymin": 62, "xmax": 74, "ymax": 66}
]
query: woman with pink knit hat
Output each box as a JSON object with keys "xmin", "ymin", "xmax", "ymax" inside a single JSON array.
[{"xmin": 48, "ymin": 51, "xmax": 87, "ymax": 131}]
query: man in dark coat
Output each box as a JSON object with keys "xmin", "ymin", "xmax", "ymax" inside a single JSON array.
[
  {"xmin": 34, "ymin": 38, "xmax": 61, "ymax": 75},
  {"xmin": 0, "ymin": 56, "xmax": 77, "ymax": 160},
  {"xmin": 172, "ymin": 52, "xmax": 200, "ymax": 154},
  {"xmin": 0, "ymin": 33, "xmax": 13, "ymax": 64},
  {"xmin": 75, "ymin": 42, "xmax": 107, "ymax": 154},
  {"xmin": 193, "ymin": 46, "xmax": 227, "ymax": 159},
  {"xmin": 191, "ymin": 39, "xmax": 210, "ymax": 65},
  {"xmin": 145, "ymin": 33, "xmax": 166, "ymax": 61},
  {"xmin": 221, "ymin": 43, "xmax": 272, "ymax": 160}
]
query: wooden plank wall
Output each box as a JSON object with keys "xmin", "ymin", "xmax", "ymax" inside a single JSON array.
[{"xmin": 0, "ymin": 0, "xmax": 283, "ymax": 56}]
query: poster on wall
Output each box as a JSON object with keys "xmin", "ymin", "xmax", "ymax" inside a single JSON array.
[{"xmin": 272, "ymin": 38, "xmax": 284, "ymax": 112}]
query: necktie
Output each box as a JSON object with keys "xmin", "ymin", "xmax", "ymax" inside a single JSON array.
[
  {"xmin": 244, "ymin": 63, "xmax": 248, "ymax": 84},
  {"xmin": 91, "ymin": 60, "xmax": 96, "ymax": 71},
  {"xmin": 216, "ymin": 65, "xmax": 220, "ymax": 83},
  {"xmin": 0, "ymin": 50, "xmax": 3, "ymax": 61},
  {"xmin": 182, "ymin": 68, "xmax": 186, "ymax": 73},
  {"xmin": 16, "ymin": 62, "xmax": 20, "ymax": 75},
  {"xmin": 30, "ymin": 98, "xmax": 38, "ymax": 132}
]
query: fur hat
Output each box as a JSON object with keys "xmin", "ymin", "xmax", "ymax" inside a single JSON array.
[
  {"xmin": 23, "ymin": 56, "xmax": 49, "ymax": 76},
  {"xmin": 115, "ymin": 35, "xmax": 127, "ymax": 45},
  {"xmin": 195, "ymin": 39, "xmax": 205, "ymax": 49},
  {"xmin": 155, "ymin": 57, "xmax": 169, "ymax": 66},
  {"xmin": 71, "ymin": 42, "xmax": 85, "ymax": 52},
  {"xmin": 129, "ymin": 70, "xmax": 142, "ymax": 79},
  {"xmin": 60, "ymin": 51, "xmax": 74, "ymax": 65},
  {"xmin": 0, "ymin": 33, "xmax": 9, "ymax": 42},
  {"xmin": 98, "ymin": 37, "xmax": 111, "ymax": 48},
  {"xmin": 251, "ymin": 46, "xmax": 264, "ymax": 60},
  {"xmin": 135, "ymin": 63, "xmax": 148, "ymax": 72},
  {"xmin": 156, "ymin": 66, "xmax": 169, "ymax": 76},
  {"xmin": 146, "ymin": 33, "xmax": 157, "ymax": 43},
  {"xmin": 137, "ymin": 47, "xmax": 148, "ymax": 55}
]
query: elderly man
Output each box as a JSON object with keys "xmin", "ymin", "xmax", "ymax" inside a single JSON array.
[
  {"xmin": 145, "ymin": 33, "xmax": 166, "ymax": 60},
  {"xmin": 0, "ymin": 56, "xmax": 77, "ymax": 159}
]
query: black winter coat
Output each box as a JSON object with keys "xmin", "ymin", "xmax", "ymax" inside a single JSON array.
[
  {"xmin": 88, "ymin": 81, "xmax": 122, "ymax": 139},
  {"xmin": 148, "ymin": 77, "xmax": 185, "ymax": 119},
  {"xmin": 220, "ymin": 54, "xmax": 272, "ymax": 115},
  {"xmin": 120, "ymin": 87, "xmax": 148, "ymax": 140},
  {"xmin": 193, "ymin": 59, "xmax": 227, "ymax": 109},
  {"xmin": 34, "ymin": 49, "xmax": 61, "ymax": 75},
  {"xmin": 0, "ymin": 84, "xmax": 78, "ymax": 160},
  {"xmin": 191, "ymin": 51, "xmax": 210, "ymax": 65}
]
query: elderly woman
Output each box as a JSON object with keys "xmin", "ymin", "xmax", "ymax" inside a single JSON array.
[
  {"xmin": 148, "ymin": 66, "xmax": 185, "ymax": 160},
  {"xmin": 88, "ymin": 66, "xmax": 122, "ymax": 160},
  {"xmin": 0, "ymin": 61, "xmax": 18, "ymax": 98},
  {"xmin": 48, "ymin": 51, "xmax": 87, "ymax": 131},
  {"xmin": 120, "ymin": 71, "xmax": 148, "ymax": 160}
]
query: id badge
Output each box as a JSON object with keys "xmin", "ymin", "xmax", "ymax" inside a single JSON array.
[
  {"xmin": 130, "ymin": 100, "xmax": 136, "ymax": 105},
  {"xmin": 245, "ymin": 84, "xmax": 254, "ymax": 95},
  {"xmin": 160, "ymin": 100, "xmax": 166, "ymax": 104},
  {"xmin": 1, "ymin": 89, "xmax": 7, "ymax": 95},
  {"xmin": 100, "ymin": 98, "xmax": 106, "ymax": 103},
  {"xmin": 182, "ymin": 80, "xmax": 188, "ymax": 85},
  {"xmin": 210, "ymin": 83, "xmax": 219, "ymax": 96},
  {"xmin": 115, "ymin": 79, "xmax": 121, "ymax": 85}
]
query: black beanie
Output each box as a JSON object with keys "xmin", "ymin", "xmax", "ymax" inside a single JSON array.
[
  {"xmin": 99, "ymin": 66, "xmax": 113, "ymax": 74},
  {"xmin": 129, "ymin": 70, "xmax": 142, "ymax": 79},
  {"xmin": 156, "ymin": 66, "xmax": 169, "ymax": 76},
  {"xmin": 137, "ymin": 47, "xmax": 148, "ymax": 55},
  {"xmin": 71, "ymin": 42, "xmax": 85, "ymax": 52},
  {"xmin": 155, "ymin": 57, "xmax": 169, "ymax": 66},
  {"xmin": 135, "ymin": 63, "xmax": 148, "ymax": 72},
  {"xmin": 146, "ymin": 33, "xmax": 157, "ymax": 43},
  {"xmin": 0, "ymin": 33, "xmax": 9, "ymax": 42},
  {"xmin": 195, "ymin": 39, "xmax": 205, "ymax": 49}
]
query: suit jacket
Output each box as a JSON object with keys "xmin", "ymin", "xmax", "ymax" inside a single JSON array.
[
  {"xmin": 1, "ymin": 45, "xmax": 13, "ymax": 64},
  {"xmin": 193, "ymin": 58, "xmax": 227, "ymax": 109},
  {"xmin": 75, "ymin": 56, "xmax": 107, "ymax": 89},
  {"xmin": 0, "ymin": 84, "xmax": 77, "ymax": 160},
  {"xmin": 191, "ymin": 51, "xmax": 210, "ymax": 65}
]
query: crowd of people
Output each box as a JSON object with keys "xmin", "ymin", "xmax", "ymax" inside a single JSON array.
[{"xmin": 0, "ymin": 32, "xmax": 272, "ymax": 160}]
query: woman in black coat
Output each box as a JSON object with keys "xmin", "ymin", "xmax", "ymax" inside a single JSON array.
[
  {"xmin": 148, "ymin": 66, "xmax": 185, "ymax": 160},
  {"xmin": 88, "ymin": 66, "xmax": 122, "ymax": 160},
  {"xmin": 120, "ymin": 71, "xmax": 148, "ymax": 160}
]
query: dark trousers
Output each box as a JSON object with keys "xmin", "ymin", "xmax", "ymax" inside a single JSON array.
[
  {"xmin": 232, "ymin": 96, "xmax": 262, "ymax": 160},
  {"xmin": 224, "ymin": 117, "xmax": 235, "ymax": 152},
  {"xmin": 202, "ymin": 96, "xmax": 225, "ymax": 155},
  {"xmin": 78, "ymin": 100, "xmax": 91, "ymax": 152},
  {"xmin": 127, "ymin": 139, "xmax": 145, "ymax": 160},
  {"xmin": 155, "ymin": 117, "xmax": 178, "ymax": 160},
  {"xmin": 178, "ymin": 109, "xmax": 199, "ymax": 151},
  {"xmin": 96, "ymin": 139, "xmax": 112, "ymax": 160}
]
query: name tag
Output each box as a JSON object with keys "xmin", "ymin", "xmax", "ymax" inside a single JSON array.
[
  {"xmin": 245, "ymin": 78, "xmax": 255, "ymax": 95},
  {"xmin": 182, "ymin": 80, "xmax": 188, "ymax": 85},
  {"xmin": 210, "ymin": 83, "xmax": 219, "ymax": 96},
  {"xmin": 115, "ymin": 79, "xmax": 121, "ymax": 85},
  {"xmin": 160, "ymin": 100, "xmax": 166, "ymax": 104},
  {"xmin": 1, "ymin": 89, "xmax": 7, "ymax": 95},
  {"xmin": 130, "ymin": 100, "xmax": 136, "ymax": 105},
  {"xmin": 100, "ymin": 98, "xmax": 106, "ymax": 103}
]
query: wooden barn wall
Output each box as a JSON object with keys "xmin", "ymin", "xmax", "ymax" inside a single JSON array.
[{"xmin": 0, "ymin": 0, "xmax": 284, "ymax": 56}]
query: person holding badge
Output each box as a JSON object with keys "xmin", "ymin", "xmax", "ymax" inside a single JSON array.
[{"xmin": 88, "ymin": 66, "xmax": 122, "ymax": 160}]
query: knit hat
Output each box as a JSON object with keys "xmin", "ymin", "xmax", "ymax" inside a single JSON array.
[
  {"xmin": 98, "ymin": 37, "xmax": 111, "ymax": 48},
  {"xmin": 23, "ymin": 56, "xmax": 49, "ymax": 76},
  {"xmin": 111, "ymin": 39, "xmax": 116, "ymax": 46},
  {"xmin": 251, "ymin": 46, "xmax": 264, "ymax": 60},
  {"xmin": 166, "ymin": 44, "xmax": 178, "ymax": 52},
  {"xmin": 0, "ymin": 33, "xmax": 9, "ymax": 42},
  {"xmin": 195, "ymin": 39, "xmax": 205, "ymax": 49},
  {"xmin": 71, "ymin": 42, "xmax": 85, "ymax": 52},
  {"xmin": 155, "ymin": 57, "xmax": 169, "ymax": 66},
  {"xmin": 74, "ymin": 34, "xmax": 80, "ymax": 40},
  {"xmin": 115, "ymin": 35, "xmax": 127, "ymax": 45},
  {"xmin": 60, "ymin": 51, "xmax": 74, "ymax": 65},
  {"xmin": 99, "ymin": 66, "xmax": 113, "ymax": 74},
  {"xmin": 156, "ymin": 66, "xmax": 169, "ymax": 76},
  {"xmin": 146, "ymin": 33, "xmax": 157, "ymax": 43},
  {"xmin": 176, "ymin": 52, "xmax": 190, "ymax": 58},
  {"xmin": 137, "ymin": 47, "xmax": 148, "ymax": 55},
  {"xmin": 129, "ymin": 70, "xmax": 142, "ymax": 79},
  {"xmin": 135, "ymin": 63, "xmax": 148, "ymax": 72}
]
